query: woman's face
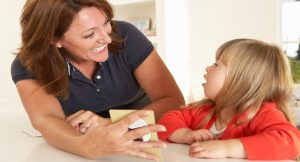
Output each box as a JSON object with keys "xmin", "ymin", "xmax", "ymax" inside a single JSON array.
[
  {"xmin": 203, "ymin": 59, "xmax": 227, "ymax": 100},
  {"xmin": 58, "ymin": 6, "xmax": 112, "ymax": 63}
]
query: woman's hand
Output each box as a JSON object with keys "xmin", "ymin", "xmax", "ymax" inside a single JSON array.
[
  {"xmin": 66, "ymin": 110, "xmax": 110, "ymax": 134},
  {"xmin": 189, "ymin": 139, "xmax": 246, "ymax": 159},
  {"xmin": 168, "ymin": 128, "xmax": 216, "ymax": 144},
  {"xmin": 68, "ymin": 110, "xmax": 167, "ymax": 161}
]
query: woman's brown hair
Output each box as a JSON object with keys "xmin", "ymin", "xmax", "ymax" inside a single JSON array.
[{"xmin": 18, "ymin": 0, "xmax": 123, "ymax": 99}]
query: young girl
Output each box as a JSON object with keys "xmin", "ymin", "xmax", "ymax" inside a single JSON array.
[{"xmin": 158, "ymin": 39, "xmax": 300, "ymax": 160}]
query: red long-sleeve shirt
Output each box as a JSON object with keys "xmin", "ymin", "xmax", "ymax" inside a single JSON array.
[{"xmin": 158, "ymin": 102, "xmax": 300, "ymax": 160}]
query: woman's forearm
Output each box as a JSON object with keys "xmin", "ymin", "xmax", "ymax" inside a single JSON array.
[{"xmin": 33, "ymin": 114, "xmax": 89, "ymax": 157}]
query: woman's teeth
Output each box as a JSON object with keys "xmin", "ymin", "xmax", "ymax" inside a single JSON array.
[{"xmin": 91, "ymin": 45, "xmax": 106, "ymax": 52}]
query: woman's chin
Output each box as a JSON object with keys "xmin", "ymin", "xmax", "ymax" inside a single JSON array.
[{"xmin": 95, "ymin": 53, "xmax": 109, "ymax": 62}]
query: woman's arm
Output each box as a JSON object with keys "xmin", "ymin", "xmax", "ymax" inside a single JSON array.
[
  {"xmin": 16, "ymin": 79, "xmax": 167, "ymax": 161},
  {"xmin": 134, "ymin": 50, "xmax": 185, "ymax": 119},
  {"xmin": 16, "ymin": 80, "xmax": 85, "ymax": 155}
]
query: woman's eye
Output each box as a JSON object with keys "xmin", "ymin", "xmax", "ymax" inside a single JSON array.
[
  {"xmin": 83, "ymin": 33, "xmax": 94, "ymax": 39},
  {"xmin": 214, "ymin": 63, "xmax": 218, "ymax": 66}
]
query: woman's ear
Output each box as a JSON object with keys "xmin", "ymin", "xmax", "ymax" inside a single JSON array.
[
  {"xmin": 56, "ymin": 43, "xmax": 62, "ymax": 48},
  {"xmin": 50, "ymin": 40, "xmax": 62, "ymax": 48},
  {"xmin": 51, "ymin": 41, "xmax": 62, "ymax": 48}
]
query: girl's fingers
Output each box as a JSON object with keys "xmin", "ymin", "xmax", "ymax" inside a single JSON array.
[
  {"xmin": 189, "ymin": 150, "xmax": 206, "ymax": 158},
  {"xmin": 202, "ymin": 130, "xmax": 215, "ymax": 141},
  {"xmin": 189, "ymin": 143, "xmax": 205, "ymax": 154}
]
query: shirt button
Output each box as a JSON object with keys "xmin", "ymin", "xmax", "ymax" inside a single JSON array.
[
  {"xmin": 96, "ymin": 75, "xmax": 101, "ymax": 79},
  {"xmin": 96, "ymin": 89, "xmax": 100, "ymax": 92}
]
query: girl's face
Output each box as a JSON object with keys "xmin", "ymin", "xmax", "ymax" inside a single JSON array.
[
  {"xmin": 58, "ymin": 7, "xmax": 112, "ymax": 63},
  {"xmin": 203, "ymin": 60, "xmax": 227, "ymax": 100}
]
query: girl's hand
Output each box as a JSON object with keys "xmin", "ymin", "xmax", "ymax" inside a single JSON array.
[
  {"xmin": 80, "ymin": 110, "xmax": 167, "ymax": 161},
  {"xmin": 66, "ymin": 110, "xmax": 110, "ymax": 134},
  {"xmin": 184, "ymin": 129, "xmax": 216, "ymax": 144},
  {"xmin": 189, "ymin": 139, "xmax": 246, "ymax": 159},
  {"xmin": 168, "ymin": 128, "xmax": 216, "ymax": 144}
]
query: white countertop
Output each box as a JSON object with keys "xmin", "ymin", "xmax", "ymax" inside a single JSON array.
[{"xmin": 0, "ymin": 114, "xmax": 295, "ymax": 162}]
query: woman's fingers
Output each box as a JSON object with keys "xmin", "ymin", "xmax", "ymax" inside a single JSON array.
[
  {"xmin": 117, "ymin": 110, "xmax": 153, "ymax": 130},
  {"xmin": 66, "ymin": 110, "xmax": 110, "ymax": 134},
  {"xmin": 123, "ymin": 149, "xmax": 160, "ymax": 162},
  {"xmin": 129, "ymin": 141, "xmax": 167, "ymax": 150},
  {"xmin": 65, "ymin": 110, "xmax": 85, "ymax": 122},
  {"xmin": 125, "ymin": 124, "xmax": 166, "ymax": 141},
  {"xmin": 113, "ymin": 110, "xmax": 166, "ymax": 140},
  {"xmin": 79, "ymin": 115, "xmax": 93, "ymax": 133}
]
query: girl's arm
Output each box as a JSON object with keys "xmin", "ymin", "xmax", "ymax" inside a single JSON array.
[
  {"xmin": 189, "ymin": 139, "xmax": 246, "ymax": 159},
  {"xmin": 168, "ymin": 128, "xmax": 215, "ymax": 144},
  {"xmin": 239, "ymin": 105, "xmax": 300, "ymax": 160},
  {"xmin": 188, "ymin": 104, "xmax": 300, "ymax": 160},
  {"xmin": 158, "ymin": 105, "xmax": 212, "ymax": 142}
]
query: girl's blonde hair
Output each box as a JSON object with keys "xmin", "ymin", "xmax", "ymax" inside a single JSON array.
[{"xmin": 193, "ymin": 39, "xmax": 294, "ymax": 124}]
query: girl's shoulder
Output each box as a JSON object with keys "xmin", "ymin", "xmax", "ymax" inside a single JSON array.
[
  {"xmin": 249, "ymin": 102, "xmax": 288, "ymax": 125},
  {"xmin": 180, "ymin": 103, "xmax": 214, "ymax": 116},
  {"xmin": 256, "ymin": 102, "xmax": 282, "ymax": 115}
]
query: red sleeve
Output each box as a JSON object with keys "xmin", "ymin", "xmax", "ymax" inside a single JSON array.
[
  {"xmin": 158, "ymin": 106, "xmax": 211, "ymax": 142},
  {"xmin": 240, "ymin": 105, "xmax": 300, "ymax": 160}
]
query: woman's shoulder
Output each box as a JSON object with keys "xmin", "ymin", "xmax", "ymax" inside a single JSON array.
[
  {"xmin": 11, "ymin": 56, "xmax": 33, "ymax": 83},
  {"xmin": 114, "ymin": 20, "xmax": 139, "ymax": 36}
]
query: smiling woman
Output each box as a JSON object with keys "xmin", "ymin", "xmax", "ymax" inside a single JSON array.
[
  {"xmin": 10, "ymin": 0, "xmax": 184, "ymax": 160},
  {"xmin": 58, "ymin": 6, "xmax": 112, "ymax": 68}
]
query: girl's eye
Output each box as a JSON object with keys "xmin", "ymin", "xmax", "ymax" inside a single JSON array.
[
  {"xmin": 104, "ymin": 18, "xmax": 110, "ymax": 25},
  {"xmin": 214, "ymin": 63, "xmax": 218, "ymax": 66},
  {"xmin": 83, "ymin": 32, "xmax": 94, "ymax": 39}
]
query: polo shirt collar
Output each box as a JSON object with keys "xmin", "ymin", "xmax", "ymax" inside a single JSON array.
[{"xmin": 63, "ymin": 57, "xmax": 102, "ymax": 78}]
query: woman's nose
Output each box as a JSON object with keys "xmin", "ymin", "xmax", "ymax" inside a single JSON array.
[{"xmin": 97, "ymin": 31, "xmax": 112, "ymax": 44}]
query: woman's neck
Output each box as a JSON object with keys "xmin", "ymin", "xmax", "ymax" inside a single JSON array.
[{"xmin": 66, "ymin": 57, "xmax": 97, "ymax": 80}]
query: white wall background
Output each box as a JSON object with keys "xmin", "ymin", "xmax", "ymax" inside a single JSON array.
[
  {"xmin": 0, "ymin": 0, "xmax": 281, "ymax": 114},
  {"xmin": 0, "ymin": 0, "xmax": 26, "ymax": 114},
  {"xmin": 156, "ymin": 0, "xmax": 280, "ymax": 102}
]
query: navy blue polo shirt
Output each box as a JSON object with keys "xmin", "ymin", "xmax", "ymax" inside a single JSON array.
[{"xmin": 11, "ymin": 21, "xmax": 154, "ymax": 118}]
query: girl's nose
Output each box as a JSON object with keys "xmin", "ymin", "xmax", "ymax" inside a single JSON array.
[{"xmin": 205, "ymin": 66, "xmax": 210, "ymax": 72}]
